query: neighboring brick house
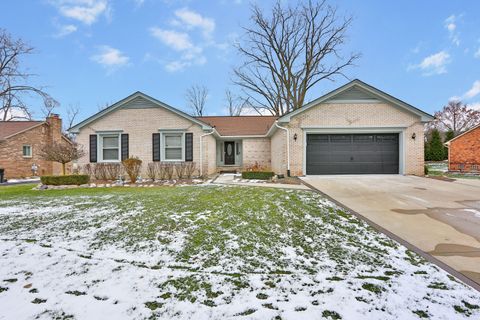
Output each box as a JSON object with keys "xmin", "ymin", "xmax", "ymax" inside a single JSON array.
[
  {"xmin": 0, "ymin": 115, "xmax": 71, "ymax": 179},
  {"xmin": 70, "ymin": 79, "xmax": 433, "ymax": 177},
  {"xmin": 445, "ymin": 124, "xmax": 480, "ymax": 173}
]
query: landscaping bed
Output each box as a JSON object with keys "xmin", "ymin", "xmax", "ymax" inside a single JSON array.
[{"xmin": 0, "ymin": 185, "xmax": 479, "ymax": 319}]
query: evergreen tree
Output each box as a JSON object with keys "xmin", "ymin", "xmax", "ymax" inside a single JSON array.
[
  {"xmin": 443, "ymin": 129, "xmax": 455, "ymax": 160},
  {"xmin": 429, "ymin": 129, "xmax": 444, "ymax": 161},
  {"xmin": 424, "ymin": 141, "xmax": 431, "ymax": 161}
]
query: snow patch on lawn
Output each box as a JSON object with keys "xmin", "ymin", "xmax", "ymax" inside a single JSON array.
[{"xmin": 0, "ymin": 188, "xmax": 479, "ymax": 319}]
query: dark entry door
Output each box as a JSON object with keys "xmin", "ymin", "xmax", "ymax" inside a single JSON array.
[
  {"xmin": 224, "ymin": 141, "xmax": 235, "ymax": 165},
  {"xmin": 306, "ymin": 133, "xmax": 399, "ymax": 174}
]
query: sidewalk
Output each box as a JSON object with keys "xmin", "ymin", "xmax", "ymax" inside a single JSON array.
[
  {"xmin": 213, "ymin": 173, "xmax": 310, "ymax": 190},
  {"xmin": 0, "ymin": 177, "xmax": 40, "ymax": 186}
]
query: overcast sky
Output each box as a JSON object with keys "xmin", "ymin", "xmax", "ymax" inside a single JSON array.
[{"xmin": 2, "ymin": 0, "xmax": 480, "ymax": 123}]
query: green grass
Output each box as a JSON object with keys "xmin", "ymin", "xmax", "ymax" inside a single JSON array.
[
  {"xmin": 0, "ymin": 184, "xmax": 397, "ymax": 275},
  {"xmin": 361, "ymin": 283, "xmax": 384, "ymax": 294},
  {"xmin": 412, "ymin": 310, "xmax": 430, "ymax": 318},
  {"xmin": 322, "ymin": 310, "xmax": 342, "ymax": 319},
  {"xmin": 1, "ymin": 183, "xmax": 478, "ymax": 318},
  {"xmin": 0, "ymin": 184, "xmax": 402, "ymax": 304}
]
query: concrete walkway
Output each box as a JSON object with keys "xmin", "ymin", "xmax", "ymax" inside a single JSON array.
[
  {"xmin": 302, "ymin": 175, "xmax": 480, "ymax": 289},
  {"xmin": 0, "ymin": 178, "xmax": 40, "ymax": 186},
  {"xmin": 214, "ymin": 173, "xmax": 310, "ymax": 190}
]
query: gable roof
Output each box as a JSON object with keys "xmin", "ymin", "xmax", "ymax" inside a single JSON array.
[
  {"xmin": 197, "ymin": 116, "xmax": 277, "ymax": 136},
  {"xmin": 278, "ymin": 79, "xmax": 434, "ymax": 123},
  {"xmin": 69, "ymin": 91, "xmax": 212, "ymax": 133},
  {"xmin": 0, "ymin": 121, "xmax": 44, "ymax": 140},
  {"xmin": 445, "ymin": 123, "xmax": 480, "ymax": 145}
]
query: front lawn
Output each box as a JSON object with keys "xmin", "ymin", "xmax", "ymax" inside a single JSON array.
[{"xmin": 0, "ymin": 185, "xmax": 479, "ymax": 319}]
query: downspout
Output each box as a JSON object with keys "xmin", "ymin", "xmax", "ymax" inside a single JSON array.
[
  {"xmin": 275, "ymin": 121, "xmax": 291, "ymax": 177},
  {"xmin": 199, "ymin": 129, "xmax": 215, "ymax": 177}
]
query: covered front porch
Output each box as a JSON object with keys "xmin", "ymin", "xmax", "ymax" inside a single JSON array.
[{"xmin": 215, "ymin": 139, "xmax": 243, "ymax": 172}]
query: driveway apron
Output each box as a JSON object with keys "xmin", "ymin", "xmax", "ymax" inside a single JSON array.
[{"xmin": 302, "ymin": 175, "xmax": 480, "ymax": 289}]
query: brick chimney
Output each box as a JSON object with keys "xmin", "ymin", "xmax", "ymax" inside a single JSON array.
[{"xmin": 46, "ymin": 114, "xmax": 62, "ymax": 144}]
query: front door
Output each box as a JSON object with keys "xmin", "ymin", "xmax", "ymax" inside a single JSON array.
[{"xmin": 224, "ymin": 141, "xmax": 235, "ymax": 165}]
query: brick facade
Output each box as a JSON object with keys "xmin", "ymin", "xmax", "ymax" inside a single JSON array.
[
  {"xmin": 76, "ymin": 104, "xmax": 217, "ymax": 176},
  {"xmin": 448, "ymin": 125, "xmax": 480, "ymax": 172},
  {"xmin": 73, "ymin": 89, "xmax": 429, "ymax": 178},
  {"xmin": 0, "ymin": 115, "xmax": 67, "ymax": 179},
  {"xmin": 243, "ymin": 138, "xmax": 271, "ymax": 169},
  {"xmin": 271, "ymin": 102, "xmax": 425, "ymax": 176},
  {"xmin": 270, "ymin": 130, "xmax": 287, "ymax": 174}
]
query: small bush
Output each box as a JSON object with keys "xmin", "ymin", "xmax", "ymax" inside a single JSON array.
[
  {"xmin": 424, "ymin": 165, "xmax": 429, "ymax": 175},
  {"xmin": 82, "ymin": 164, "xmax": 94, "ymax": 177},
  {"xmin": 122, "ymin": 157, "xmax": 142, "ymax": 183},
  {"xmin": 157, "ymin": 163, "xmax": 166, "ymax": 180},
  {"xmin": 163, "ymin": 163, "xmax": 174, "ymax": 180},
  {"xmin": 94, "ymin": 163, "xmax": 106, "ymax": 180},
  {"xmin": 104, "ymin": 163, "xmax": 123, "ymax": 180},
  {"xmin": 185, "ymin": 162, "xmax": 196, "ymax": 178},
  {"xmin": 41, "ymin": 175, "xmax": 89, "ymax": 186},
  {"xmin": 83, "ymin": 163, "xmax": 122, "ymax": 180},
  {"xmin": 241, "ymin": 171, "xmax": 274, "ymax": 180},
  {"xmin": 147, "ymin": 163, "xmax": 157, "ymax": 180},
  {"xmin": 174, "ymin": 163, "xmax": 186, "ymax": 179}
]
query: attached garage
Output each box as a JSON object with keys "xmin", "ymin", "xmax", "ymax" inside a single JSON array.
[
  {"xmin": 271, "ymin": 79, "xmax": 434, "ymax": 176},
  {"xmin": 306, "ymin": 133, "xmax": 399, "ymax": 175}
]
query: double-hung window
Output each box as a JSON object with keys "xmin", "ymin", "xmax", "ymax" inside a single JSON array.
[
  {"xmin": 22, "ymin": 145, "xmax": 32, "ymax": 158},
  {"xmin": 100, "ymin": 134, "xmax": 120, "ymax": 162},
  {"xmin": 162, "ymin": 132, "xmax": 184, "ymax": 161}
]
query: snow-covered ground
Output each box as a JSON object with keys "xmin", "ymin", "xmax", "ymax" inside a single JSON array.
[
  {"xmin": 426, "ymin": 162, "xmax": 448, "ymax": 173},
  {"xmin": 0, "ymin": 186, "xmax": 479, "ymax": 320}
]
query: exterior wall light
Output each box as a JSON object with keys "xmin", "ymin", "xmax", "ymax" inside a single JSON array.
[
  {"xmin": 293, "ymin": 133, "xmax": 298, "ymax": 141},
  {"xmin": 411, "ymin": 133, "xmax": 416, "ymax": 140}
]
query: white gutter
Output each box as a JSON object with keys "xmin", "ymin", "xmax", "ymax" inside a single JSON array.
[
  {"xmin": 275, "ymin": 121, "xmax": 291, "ymax": 176},
  {"xmin": 199, "ymin": 130, "xmax": 215, "ymax": 176}
]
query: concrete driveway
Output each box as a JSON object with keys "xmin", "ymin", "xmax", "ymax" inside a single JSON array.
[{"xmin": 302, "ymin": 175, "xmax": 480, "ymax": 288}]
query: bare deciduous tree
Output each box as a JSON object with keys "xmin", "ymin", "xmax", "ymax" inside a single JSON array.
[
  {"xmin": 0, "ymin": 29, "xmax": 57, "ymax": 121},
  {"xmin": 65, "ymin": 104, "xmax": 80, "ymax": 131},
  {"xmin": 41, "ymin": 96, "xmax": 59, "ymax": 118},
  {"xmin": 233, "ymin": 0, "xmax": 360, "ymax": 116},
  {"xmin": 39, "ymin": 142, "xmax": 85, "ymax": 175},
  {"xmin": 225, "ymin": 90, "xmax": 250, "ymax": 116},
  {"xmin": 186, "ymin": 85, "xmax": 208, "ymax": 116},
  {"xmin": 431, "ymin": 100, "xmax": 480, "ymax": 136}
]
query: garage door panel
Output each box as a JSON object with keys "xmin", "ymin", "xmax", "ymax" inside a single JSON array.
[{"xmin": 306, "ymin": 133, "xmax": 399, "ymax": 175}]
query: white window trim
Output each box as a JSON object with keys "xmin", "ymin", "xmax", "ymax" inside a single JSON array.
[
  {"xmin": 98, "ymin": 133, "xmax": 121, "ymax": 163},
  {"xmin": 160, "ymin": 131, "xmax": 185, "ymax": 162},
  {"xmin": 22, "ymin": 145, "xmax": 32, "ymax": 158}
]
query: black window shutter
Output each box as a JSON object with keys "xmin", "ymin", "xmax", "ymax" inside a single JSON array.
[
  {"xmin": 152, "ymin": 133, "xmax": 160, "ymax": 161},
  {"xmin": 89, "ymin": 135, "xmax": 97, "ymax": 163},
  {"xmin": 185, "ymin": 132, "xmax": 193, "ymax": 162},
  {"xmin": 121, "ymin": 134, "xmax": 129, "ymax": 161}
]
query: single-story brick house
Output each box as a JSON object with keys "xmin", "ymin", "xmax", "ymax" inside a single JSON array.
[
  {"xmin": 0, "ymin": 115, "xmax": 71, "ymax": 179},
  {"xmin": 69, "ymin": 79, "xmax": 433, "ymax": 176},
  {"xmin": 445, "ymin": 123, "xmax": 480, "ymax": 173}
]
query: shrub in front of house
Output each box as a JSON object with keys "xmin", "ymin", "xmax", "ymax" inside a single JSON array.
[
  {"xmin": 122, "ymin": 157, "xmax": 142, "ymax": 183},
  {"xmin": 41, "ymin": 175, "xmax": 90, "ymax": 186},
  {"xmin": 241, "ymin": 171, "xmax": 275, "ymax": 180},
  {"xmin": 83, "ymin": 163, "xmax": 123, "ymax": 180}
]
